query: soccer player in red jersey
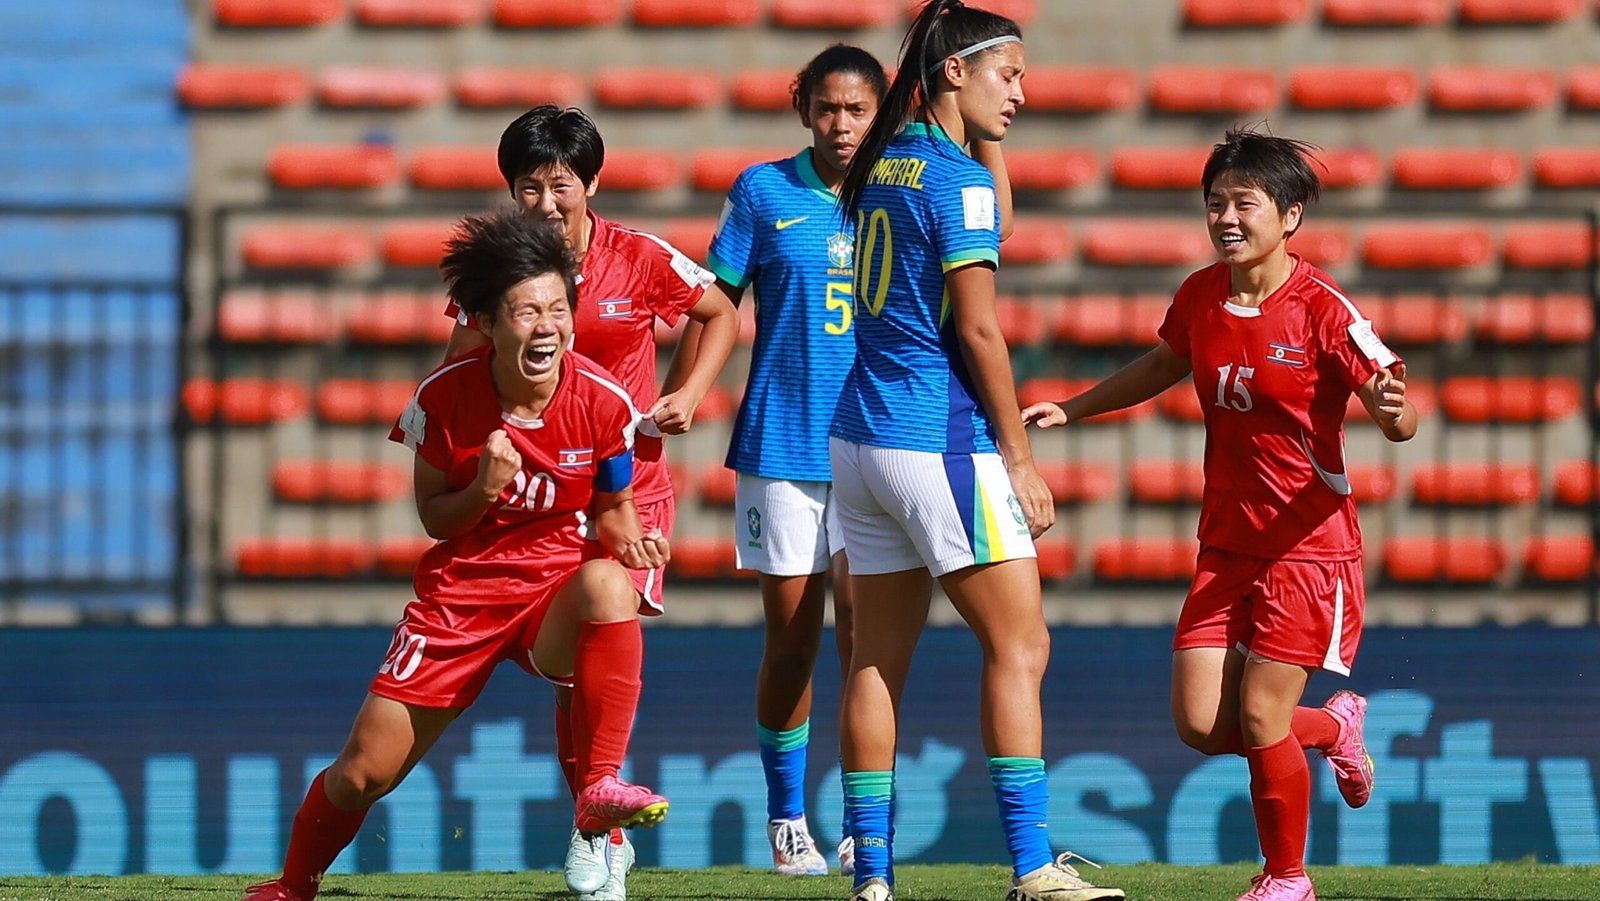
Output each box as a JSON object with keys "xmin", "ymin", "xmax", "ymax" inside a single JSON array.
[
  {"xmin": 241, "ymin": 212, "xmax": 670, "ymax": 901},
  {"xmin": 1025, "ymin": 129, "xmax": 1417, "ymax": 901}
]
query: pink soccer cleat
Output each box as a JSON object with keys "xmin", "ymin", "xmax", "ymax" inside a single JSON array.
[
  {"xmin": 241, "ymin": 882, "xmax": 310, "ymax": 901},
  {"xmin": 575, "ymin": 775, "xmax": 669, "ymax": 833},
  {"xmin": 1235, "ymin": 873, "xmax": 1316, "ymax": 901},
  {"xmin": 1322, "ymin": 689, "xmax": 1375, "ymax": 809}
]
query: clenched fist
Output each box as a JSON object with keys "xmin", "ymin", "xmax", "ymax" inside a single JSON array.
[
  {"xmin": 475, "ymin": 429, "xmax": 523, "ymax": 500},
  {"xmin": 616, "ymin": 528, "xmax": 671, "ymax": 571}
]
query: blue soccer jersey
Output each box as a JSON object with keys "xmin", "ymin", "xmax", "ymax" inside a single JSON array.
[
  {"xmin": 829, "ymin": 123, "xmax": 1002, "ymax": 454},
  {"xmin": 709, "ymin": 148, "xmax": 858, "ymax": 482}
]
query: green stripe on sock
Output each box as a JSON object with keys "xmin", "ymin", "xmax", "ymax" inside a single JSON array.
[
  {"xmin": 843, "ymin": 770, "xmax": 894, "ymax": 803},
  {"xmin": 757, "ymin": 720, "xmax": 810, "ymax": 752},
  {"xmin": 987, "ymin": 756, "xmax": 1046, "ymax": 773}
]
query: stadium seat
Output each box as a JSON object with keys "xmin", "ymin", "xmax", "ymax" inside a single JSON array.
[
  {"xmin": 378, "ymin": 536, "xmax": 435, "ymax": 577},
  {"xmin": 1313, "ymin": 149, "xmax": 1385, "ymax": 189},
  {"xmin": 1110, "ymin": 147, "xmax": 1211, "ymax": 190},
  {"xmin": 694, "ymin": 384, "xmax": 737, "ymax": 422},
  {"xmin": 1005, "ymin": 149, "xmax": 1100, "ymax": 191},
  {"xmin": 1034, "ymin": 462, "xmax": 1117, "ymax": 504},
  {"xmin": 1019, "ymin": 378, "xmax": 1154, "ymax": 422},
  {"xmin": 993, "ymin": 296, "xmax": 1052, "ymax": 346},
  {"xmin": 634, "ymin": 0, "xmax": 759, "ymax": 26},
  {"xmin": 1183, "ymin": 0, "xmax": 1308, "ymax": 26},
  {"xmin": 1159, "ymin": 384, "xmax": 1204, "ymax": 422},
  {"xmin": 1501, "ymin": 222, "xmax": 1597, "ymax": 269},
  {"xmin": 235, "ymin": 538, "xmax": 376, "ymax": 579},
  {"xmin": 1288, "ymin": 66, "xmax": 1416, "ymax": 110},
  {"xmin": 1391, "ymin": 148, "xmax": 1522, "ymax": 190},
  {"xmin": 1081, "ymin": 220, "xmax": 1214, "ymax": 268},
  {"xmin": 1441, "ymin": 376, "xmax": 1582, "ymax": 423},
  {"xmin": 1567, "ymin": 66, "xmax": 1600, "ymax": 110},
  {"xmin": 690, "ymin": 148, "xmax": 788, "ymax": 192},
  {"xmin": 178, "ymin": 64, "xmax": 311, "ymax": 108},
  {"xmin": 1018, "ymin": 67, "xmax": 1140, "ymax": 112},
  {"xmin": 1034, "ymin": 539, "xmax": 1076, "ymax": 581},
  {"xmin": 1348, "ymin": 463, "xmax": 1398, "ymax": 503},
  {"xmin": 1361, "ymin": 294, "xmax": 1469, "ymax": 344},
  {"xmin": 1458, "ymin": 0, "xmax": 1583, "ymax": 23},
  {"xmin": 1552, "ymin": 461, "xmax": 1598, "ymax": 507},
  {"xmin": 699, "ymin": 465, "xmax": 737, "ymax": 506},
  {"xmin": 453, "ymin": 68, "xmax": 586, "ymax": 108},
  {"xmin": 217, "ymin": 291, "xmax": 329, "ymax": 343},
  {"xmin": 1321, "ymin": 0, "xmax": 1450, "ymax": 26},
  {"xmin": 1383, "ymin": 536, "xmax": 1506, "ymax": 584},
  {"xmin": 272, "ymin": 459, "xmax": 411, "ymax": 504},
  {"xmin": 183, "ymin": 378, "xmax": 310, "ymax": 425},
  {"xmin": 268, "ymin": 144, "xmax": 401, "ymax": 190},
  {"xmin": 214, "ymin": 0, "xmax": 344, "ymax": 26},
  {"xmin": 1360, "ymin": 222, "xmax": 1493, "ymax": 269},
  {"xmin": 731, "ymin": 69, "xmax": 798, "ymax": 111},
  {"xmin": 1055, "ymin": 294, "xmax": 1168, "ymax": 346},
  {"xmin": 593, "ymin": 68, "xmax": 722, "ymax": 109},
  {"xmin": 602, "ymin": 149, "xmax": 682, "ymax": 191},
  {"xmin": 661, "ymin": 218, "xmax": 718, "ymax": 261},
  {"xmin": 1428, "ymin": 66, "xmax": 1557, "ymax": 112},
  {"xmin": 1523, "ymin": 536, "xmax": 1594, "ymax": 583},
  {"xmin": 1411, "ymin": 462, "xmax": 1541, "ymax": 506},
  {"xmin": 315, "ymin": 379, "xmax": 416, "ymax": 425},
  {"xmin": 348, "ymin": 292, "xmax": 455, "ymax": 344},
  {"xmin": 670, "ymin": 537, "xmax": 738, "ymax": 579},
  {"xmin": 1128, "ymin": 460, "xmax": 1205, "ymax": 505},
  {"xmin": 1291, "ymin": 222, "xmax": 1351, "ymax": 267},
  {"xmin": 356, "ymin": 0, "xmax": 485, "ymax": 26},
  {"xmin": 409, "ymin": 146, "xmax": 503, "ymax": 191},
  {"xmin": 381, "ymin": 220, "xmax": 456, "ymax": 267},
  {"xmin": 318, "ymin": 67, "xmax": 447, "ymax": 108},
  {"xmin": 1533, "ymin": 148, "xmax": 1600, "ymax": 188},
  {"xmin": 242, "ymin": 225, "xmax": 375, "ymax": 269},
  {"xmin": 1002, "ymin": 218, "xmax": 1073, "ymax": 265},
  {"xmin": 1092, "ymin": 537, "xmax": 1198, "ymax": 583},
  {"xmin": 493, "ymin": 0, "xmax": 622, "ymax": 27},
  {"xmin": 1475, "ymin": 294, "xmax": 1593, "ymax": 343},
  {"xmin": 1148, "ymin": 66, "xmax": 1278, "ymax": 114},
  {"xmin": 771, "ymin": 0, "xmax": 897, "ymax": 28}
]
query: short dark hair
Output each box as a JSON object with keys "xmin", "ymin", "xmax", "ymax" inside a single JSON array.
[
  {"xmin": 497, "ymin": 104, "xmax": 605, "ymax": 191},
  {"xmin": 1201, "ymin": 127, "xmax": 1323, "ymax": 214},
  {"xmin": 791, "ymin": 44, "xmax": 888, "ymax": 116},
  {"xmin": 441, "ymin": 209, "xmax": 578, "ymax": 322}
]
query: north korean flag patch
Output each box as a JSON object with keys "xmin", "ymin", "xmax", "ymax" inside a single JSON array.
[
  {"xmin": 597, "ymin": 297, "xmax": 633, "ymax": 320},
  {"xmin": 1267, "ymin": 343, "xmax": 1306, "ymax": 366},
  {"xmin": 558, "ymin": 448, "xmax": 594, "ymax": 467}
]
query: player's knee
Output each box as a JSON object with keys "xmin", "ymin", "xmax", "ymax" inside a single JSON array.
[
  {"xmin": 576, "ymin": 559, "xmax": 638, "ymax": 622},
  {"xmin": 990, "ymin": 627, "xmax": 1050, "ymax": 681},
  {"xmin": 324, "ymin": 759, "xmax": 397, "ymax": 808},
  {"xmin": 1174, "ymin": 719, "xmax": 1232, "ymax": 755}
]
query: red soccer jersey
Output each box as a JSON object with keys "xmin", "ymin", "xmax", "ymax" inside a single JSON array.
[
  {"xmin": 445, "ymin": 211, "xmax": 712, "ymax": 504},
  {"xmin": 1157, "ymin": 256, "xmax": 1399, "ymax": 561},
  {"xmin": 389, "ymin": 347, "xmax": 640, "ymax": 604}
]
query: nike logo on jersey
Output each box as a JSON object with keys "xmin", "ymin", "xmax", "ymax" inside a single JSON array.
[{"xmin": 775, "ymin": 217, "xmax": 810, "ymax": 231}]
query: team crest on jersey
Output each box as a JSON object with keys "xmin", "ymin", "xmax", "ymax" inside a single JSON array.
[
  {"xmin": 1267, "ymin": 343, "xmax": 1307, "ymax": 366},
  {"xmin": 598, "ymin": 297, "xmax": 633, "ymax": 320},
  {"xmin": 1006, "ymin": 494, "xmax": 1026, "ymax": 525},
  {"xmin": 558, "ymin": 448, "xmax": 593, "ymax": 467},
  {"xmin": 828, "ymin": 232, "xmax": 853, "ymax": 269},
  {"xmin": 746, "ymin": 506, "xmax": 763, "ymax": 547}
]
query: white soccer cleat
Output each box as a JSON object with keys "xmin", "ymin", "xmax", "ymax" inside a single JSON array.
[
  {"xmin": 579, "ymin": 830, "xmax": 635, "ymax": 901},
  {"xmin": 565, "ymin": 826, "xmax": 613, "ymax": 894},
  {"xmin": 1006, "ymin": 852, "xmax": 1125, "ymax": 901},
  {"xmin": 767, "ymin": 816, "xmax": 829, "ymax": 875},
  {"xmin": 850, "ymin": 876, "xmax": 894, "ymax": 901},
  {"xmin": 838, "ymin": 835, "xmax": 856, "ymax": 878}
]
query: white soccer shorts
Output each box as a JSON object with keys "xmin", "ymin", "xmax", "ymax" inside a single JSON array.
[{"xmin": 733, "ymin": 473, "xmax": 845, "ymax": 577}]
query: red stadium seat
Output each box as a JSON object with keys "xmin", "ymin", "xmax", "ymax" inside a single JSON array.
[
  {"xmin": 1005, "ymin": 149, "xmax": 1099, "ymax": 191},
  {"xmin": 1148, "ymin": 66, "xmax": 1278, "ymax": 114},
  {"xmin": 1288, "ymin": 66, "xmax": 1416, "ymax": 110},
  {"xmin": 410, "ymin": 146, "xmax": 503, "ymax": 191},
  {"xmin": 453, "ymin": 68, "xmax": 586, "ymax": 108},
  {"xmin": 1291, "ymin": 222, "xmax": 1351, "ymax": 267},
  {"xmin": 1128, "ymin": 460, "xmax": 1205, "ymax": 505},
  {"xmin": 694, "ymin": 385, "xmax": 737, "ymax": 423},
  {"xmin": 732, "ymin": 70, "xmax": 798, "ymax": 111},
  {"xmin": 1110, "ymin": 147, "xmax": 1211, "ymax": 190},
  {"xmin": 236, "ymin": 539, "xmax": 377, "ymax": 578},
  {"xmin": 1093, "ymin": 537, "xmax": 1198, "ymax": 583},
  {"xmin": 178, "ymin": 64, "xmax": 311, "ymax": 108},
  {"xmin": 1019, "ymin": 378, "xmax": 1154, "ymax": 423},
  {"xmin": 1184, "ymin": 0, "xmax": 1308, "ymax": 26},
  {"xmin": 1501, "ymin": 222, "xmax": 1598, "ymax": 269},
  {"xmin": 1002, "ymin": 218, "xmax": 1073, "ymax": 265},
  {"xmin": 217, "ymin": 291, "xmax": 329, "ymax": 344},
  {"xmin": 493, "ymin": 0, "xmax": 622, "ymax": 26},
  {"xmin": 1383, "ymin": 537, "xmax": 1507, "ymax": 584},
  {"xmin": 1313, "ymin": 149, "xmax": 1385, "ymax": 189},
  {"xmin": 268, "ymin": 144, "xmax": 400, "ymax": 190},
  {"xmin": 1458, "ymin": 0, "xmax": 1583, "ymax": 23},
  {"xmin": 183, "ymin": 378, "xmax": 310, "ymax": 425},
  {"xmin": 1322, "ymin": 0, "xmax": 1449, "ymax": 25},
  {"xmin": 214, "ymin": 0, "xmax": 343, "ymax": 26},
  {"xmin": 1360, "ymin": 223, "xmax": 1493, "ymax": 269},
  {"xmin": 635, "ymin": 0, "xmax": 759, "ymax": 26},
  {"xmin": 602, "ymin": 150, "xmax": 683, "ymax": 191},
  {"xmin": 316, "ymin": 379, "xmax": 416, "ymax": 425},
  {"xmin": 993, "ymin": 296, "xmax": 1052, "ymax": 346},
  {"xmin": 1533, "ymin": 148, "xmax": 1600, "ymax": 188},
  {"xmin": 356, "ymin": 0, "xmax": 485, "ymax": 26},
  {"xmin": 690, "ymin": 148, "xmax": 787, "ymax": 192},
  {"xmin": 698, "ymin": 466, "xmax": 738, "ymax": 506},
  {"xmin": 1347, "ymin": 463, "xmax": 1398, "ymax": 503},
  {"xmin": 1441, "ymin": 376, "xmax": 1582, "ymax": 423},
  {"xmin": 318, "ymin": 67, "xmax": 447, "ymax": 108},
  {"xmin": 1391, "ymin": 148, "xmax": 1522, "ymax": 190},
  {"xmin": 1034, "ymin": 539, "xmax": 1076, "ymax": 581},
  {"xmin": 1476, "ymin": 294, "xmax": 1594, "ymax": 343},
  {"xmin": 348, "ymin": 292, "xmax": 455, "ymax": 344},
  {"xmin": 381, "ymin": 220, "xmax": 456, "ymax": 268},
  {"xmin": 1034, "ymin": 462, "xmax": 1117, "ymax": 504},
  {"xmin": 661, "ymin": 218, "xmax": 718, "ymax": 261},
  {"xmin": 1553, "ymin": 461, "xmax": 1598, "ymax": 507},
  {"xmin": 594, "ymin": 68, "xmax": 722, "ymax": 109},
  {"xmin": 1411, "ymin": 462, "xmax": 1540, "ymax": 506},
  {"xmin": 670, "ymin": 537, "xmax": 739, "ymax": 579},
  {"xmin": 772, "ymin": 0, "xmax": 897, "ymax": 28},
  {"xmin": 1082, "ymin": 220, "xmax": 1214, "ymax": 268},
  {"xmin": 243, "ymin": 225, "xmax": 374, "ymax": 269},
  {"xmin": 904, "ymin": 0, "xmax": 1036, "ymax": 23},
  {"xmin": 1523, "ymin": 536, "xmax": 1595, "ymax": 583},
  {"xmin": 1567, "ymin": 66, "xmax": 1600, "ymax": 110},
  {"xmin": 1159, "ymin": 385, "xmax": 1204, "ymax": 422},
  {"xmin": 1019, "ymin": 67, "xmax": 1140, "ymax": 113},
  {"xmin": 273, "ymin": 459, "xmax": 411, "ymax": 504},
  {"xmin": 377, "ymin": 536, "xmax": 435, "ymax": 577},
  {"xmin": 1428, "ymin": 66, "xmax": 1557, "ymax": 112},
  {"xmin": 1360, "ymin": 294, "xmax": 1469, "ymax": 344},
  {"xmin": 1055, "ymin": 294, "xmax": 1168, "ymax": 347}
]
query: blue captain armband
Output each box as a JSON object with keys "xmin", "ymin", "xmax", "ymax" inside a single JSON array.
[{"xmin": 595, "ymin": 450, "xmax": 634, "ymax": 493}]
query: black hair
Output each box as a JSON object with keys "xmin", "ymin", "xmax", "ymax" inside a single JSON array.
[
  {"xmin": 791, "ymin": 44, "xmax": 889, "ymax": 117},
  {"xmin": 1201, "ymin": 127, "xmax": 1323, "ymax": 218},
  {"xmin": 441, "ymin": 209, "xmax": 579, "ymax": 323},
  {"xmin": 497, "ymin": 104, "xmax": 605, "ymax": 191},
  {"xmin": 839, "ymin": 0, "xmax": 1020, "ymax": 216}
]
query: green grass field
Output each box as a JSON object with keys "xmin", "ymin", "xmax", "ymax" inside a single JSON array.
[{"xmin": 3, "ymin": 863, "xmax": 1597, "ymax": 901}]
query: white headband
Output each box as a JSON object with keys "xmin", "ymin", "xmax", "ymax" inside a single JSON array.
[{"xmin": 926, "ymin": 35, "xmax": 1022, "ymax": 74}]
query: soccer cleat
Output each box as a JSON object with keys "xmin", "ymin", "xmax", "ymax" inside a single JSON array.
[
  {"xmin": 850, "ymin": 876, "xmax": 895, "ymax": 901},
  {"xmin": 1235, "ymin": 873, "xmax": 1316, "ymax": 901},
  {"xmin": 1322, "ymin": 690, "xmax": 1375, "ymax": 809},
  {"xmin": 578, "ymin": 829, "xmax": 635, "ymax": 901},
  {"xmin": 767, "ymin": 816, "xmax": 829, "ymax": 875},
  {"xmin": 241, "ymin": 882, "xmax": 309, "ymax": 901},
  {"xmin": 1006, "ymin": 852, "xmax": 1125, "ymax": 901},
  {"xmin": 837, "ymin": 835, "xmax": 856, "ymax": 878},
  {"xmin": 565, "ymin": 826, "xmax": 614, "ymax": 894},
  {"xmin": 575, "ymin": 775, "xmax": 669, "ymax": 833}
]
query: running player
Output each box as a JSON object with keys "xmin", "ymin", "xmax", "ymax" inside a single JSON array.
[
  {"xmin": 829, "ymin": 4, "xmax": 1123, "ymax": 901},
  {"xmin": 441, "ymin": 105, "xmax": 739, "ymax": 900},
  {"xmin": 1024, "ymin": 128, "xmax": 1416, "ymax": 901},
  {"xmin": 241, "ymin": 212, "xmax": 669, "ymax": 901}
]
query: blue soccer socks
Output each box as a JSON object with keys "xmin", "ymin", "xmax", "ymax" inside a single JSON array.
[
  {"xmin": 987, "ymin": 756, "xmax": 1052, "ymax": 878},
  {"xmin": 842, "ymin": 769, "xmax": 894, "ymax": 886},
  {"xmin": 758, "ymin": 720, "xmax": 810, "ymax": 821}
]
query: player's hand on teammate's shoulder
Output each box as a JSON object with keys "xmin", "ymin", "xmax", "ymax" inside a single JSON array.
[
  {"xmin": 648, "ymin": 390, "xmax": 697, "ymax": 436},
  {"xmin": 1007, "ymin": 460, "xmax": 1056, "ymax": 539},
  {"xmin": 617, "ymin": 529, "xmax": 671, "ymax": 571},
  {"xmin": 1021, "ymin": 402, "xmax": 1068, "ymax": 429},
  {"xmin": 474, "ymin": 429, "xmax": 523, "ymax": 500}
]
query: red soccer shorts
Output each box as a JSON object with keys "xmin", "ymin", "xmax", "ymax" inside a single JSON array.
[
  {"xmin": 1173, "ymin": 546, "xmax": 1365, "ymax": 675},
  {"xmin": 631, "ymin": 493, "xmax": 674, "ymax": 615}
]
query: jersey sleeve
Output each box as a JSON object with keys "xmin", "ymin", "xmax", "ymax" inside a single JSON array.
[
  {"xmin": 1319, "ymin": 292, "xmax": 1399, "ymax": 391},
  {"xmin": 706, "ymin": 168, "xmax": 760, "ymax": 290},
  {"xmin": 586, "ymin": 372, "xmax": 640, "ymax": 494},
  {"xmin": 389, "ymin": 383, "xmax": 453, "ymax": 472},
  {"xmin": 1157, "ymin": 278, "xmax": 1195, "ymax": 358},
  {"xmin": 929, "ymin": 160, "xmax": 1001, "ymax": 273},
  {"xmin": 637, "ymin": 232, "xmax": 714, "ymax": 326}
]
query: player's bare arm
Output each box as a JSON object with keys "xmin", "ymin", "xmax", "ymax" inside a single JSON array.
[
  {"xmin": 969, "ymin": 139, "xmax": 1014, "ymax": 241},
  {"xmin": 592, "ymin": 485, "xmax": 671, "ymax": 571},
  {"xmin": 1358, "ymin": 361, "xmax": 1418, "ymax": 442},
  {"xmin": 1024, "ymin": 340, "xmax": 1192, "ymax": 428},
  {"xmin": 652, "ymin": 280, "xmax": 739, "ymax": 435},
  {"xmin": 412, "ymin": 428, "xmax": 521, "ymax": 539}
]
